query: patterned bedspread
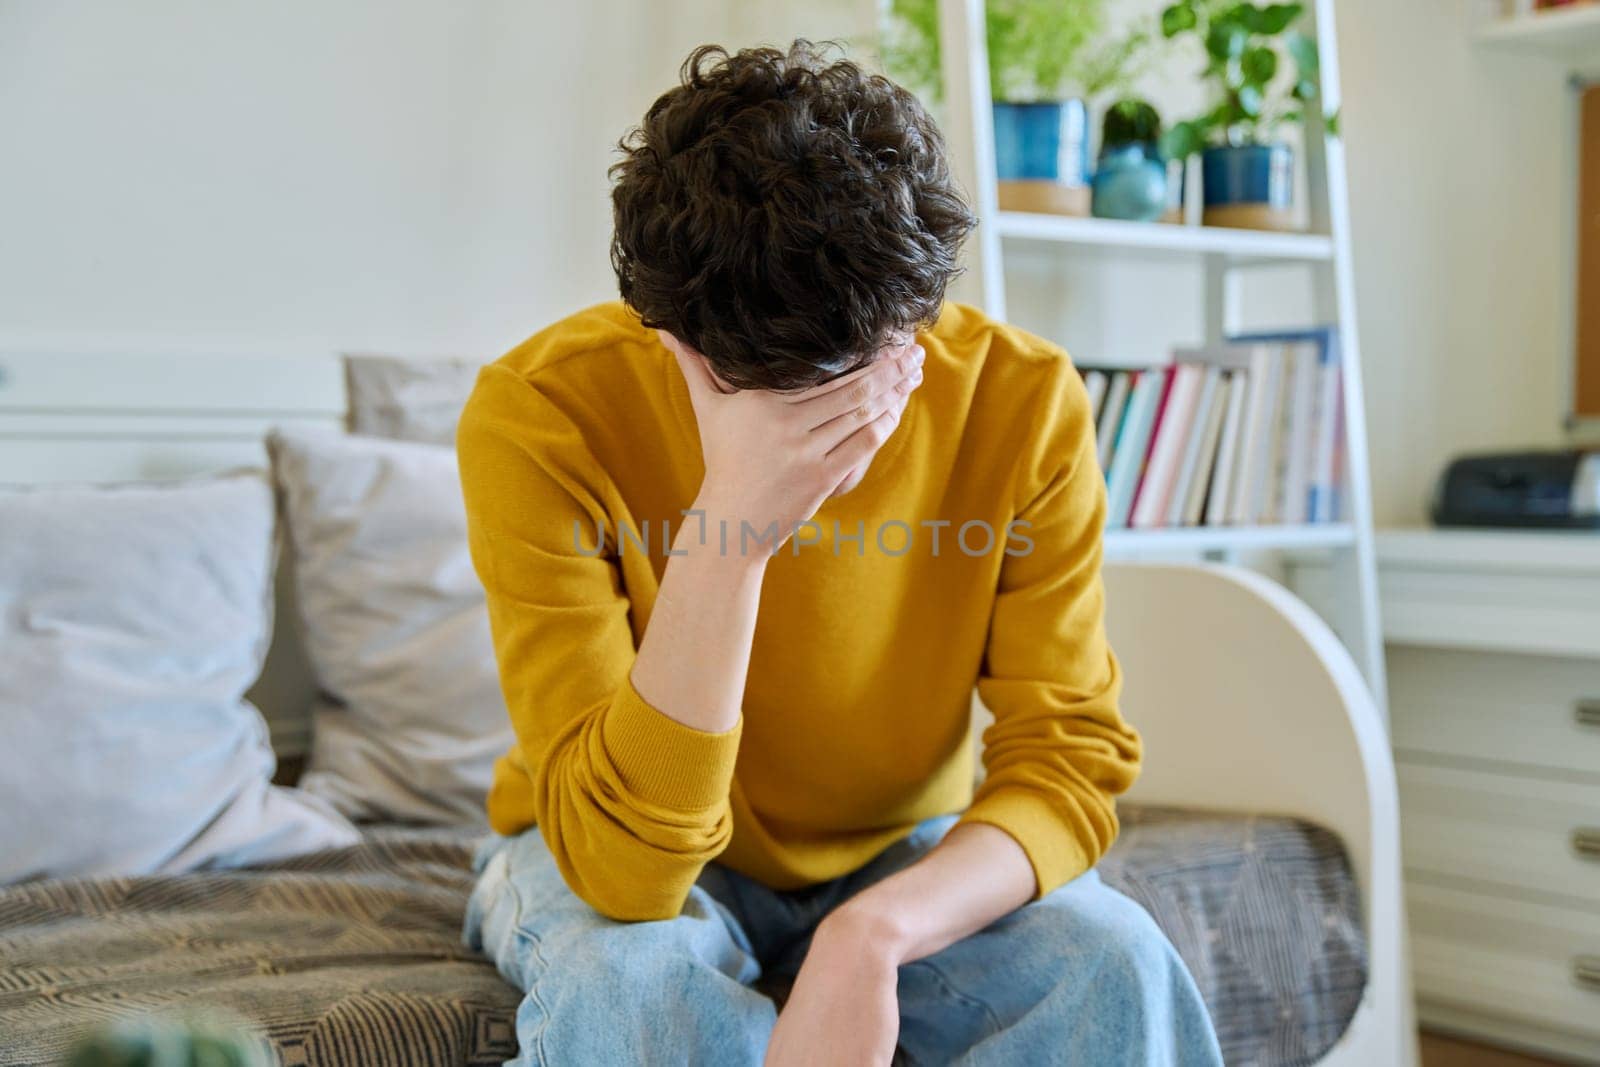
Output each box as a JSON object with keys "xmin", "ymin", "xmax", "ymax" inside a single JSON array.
[
  {"xmin": 0, "ymin": 810, "xmax": 1363, "ymax": 1067},
  {"xmin": 1103, "ymin": 807, "xmax": 1367, "ymax": 1066},
  {"xmin": 0, "ymin": 828, "xmax": 518, "ymax": 1066}
]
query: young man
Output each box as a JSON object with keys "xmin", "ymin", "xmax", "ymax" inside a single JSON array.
[{"xmin": 458, "ymin": 40, "xmax": 1222, "ymax": 1066}]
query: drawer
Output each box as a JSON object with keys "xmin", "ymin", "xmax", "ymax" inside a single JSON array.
[
  {"xmin": 1408, "ymin": 879, "xmax": 1600, "ymax": 1044},
  {"xmin": 1389, "ymin": 646, "xmax": 1600, "ymax": 777},
  {"xmin": 1398, "ymin": 761, "xmax": 1600, "ymax": 906}
]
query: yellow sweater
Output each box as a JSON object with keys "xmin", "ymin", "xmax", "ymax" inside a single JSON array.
[{"xmin": 456, "ymin": 299, "xmax": 1141, "ymax": 921}]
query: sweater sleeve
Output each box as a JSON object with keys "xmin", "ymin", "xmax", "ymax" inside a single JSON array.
[
  {"xmin": 456, "ymin": 364, "xmax": 741, "ymax": 922},
  {"xmin": 960, "ymin": 356, "xmax": 1143, "ymax": 897}
]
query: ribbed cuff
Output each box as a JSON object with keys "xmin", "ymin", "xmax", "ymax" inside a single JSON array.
[
  {"xmin": 600, "ymin": 675, "xmax": 742, "ymax": 812},
  {"xmin": 959, "ymin": 787, "xmax": 1092, "ymax": 899}
]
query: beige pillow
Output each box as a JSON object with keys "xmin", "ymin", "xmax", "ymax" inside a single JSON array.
[
  {"xmin": 267, "ymin": 428, "xmax": 512, "ymax": 826},
  {"xmin": 0, "ymin": 472, "xmax": 359, "ymax": 882},
  {"xmin": 344, "ymin": 354, "xmax": 480, "ymax": 447}
]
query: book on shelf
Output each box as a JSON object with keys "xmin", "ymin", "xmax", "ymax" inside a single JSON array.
[
  {"xmin": 1311, "ymin": 346, "xmax": 1341, "ymax": 523},
  {"xmin": 1077, "ymin": 327, "xmax": 1344, "ymax": 532},
  {"xmin": 1104, "ymin": 368, "xmax": 1166, "ymax": 529},
  {"xmin": 1232, "ymin": 344, "xmax": 1282, "ymax": 525},
  {"xmin": 1129, "ymin": 367, "xmax": 1180, "ymax": 524},
  {"xmin": 1130, "ymin": 363, "xmax": 1205, "ymax": 528},
  {"xmin": 1228, "ymin": 327, "xmax": 1344, "ymax": 524},
  {"xmin": 1276, "ymin": 342, "xmax": 1320, "ymax": 524},
  {"xmin": 1095, "ymin": 370, "xmax": 1133, "ymax": 471},
  {"xmin": 1169, "ymin": 366, "xmax": 1224, "ymax": 527},
  {"xmin": 1082, "ymin": 369, "xmax": 1109, "ymax": 428},
  {"xmin": 1204, "ymin": 370, "xmax": 1248, "ymax": 527}
]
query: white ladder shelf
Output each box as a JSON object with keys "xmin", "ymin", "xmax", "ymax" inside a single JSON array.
[{"xmin": 932, "ymin": 0, "xmax": 1388, "ymax": 715}]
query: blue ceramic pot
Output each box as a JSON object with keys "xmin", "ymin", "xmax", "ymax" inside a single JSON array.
[
  {"xmin": 1201, "ymin": 143, "xmax": 1293, "ymax": 211},
  {"xmin": 991, "ymin": 100, "xmax": 1090, "ymax": 186},
  {"xmin": 1091, "ymin": 143, "xmax": 1168, "ymax": 222}
]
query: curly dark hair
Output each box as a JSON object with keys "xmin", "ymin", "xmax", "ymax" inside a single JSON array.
[{"xmin": 609, "ymin": 40, "xmax": 976, "ymax": 391}]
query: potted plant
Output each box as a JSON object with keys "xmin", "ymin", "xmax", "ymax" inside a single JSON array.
[
  {"xmin": 1155, "ymin": 1, "xmax": 1336, "ymax": 231},
  {"xmin": 1091, "ymin": 98, "xmax": 1169, "ymax": 222},
  {"xmin": 884, "ymin": 0, "xmax": 1148, "ymax": 216}
]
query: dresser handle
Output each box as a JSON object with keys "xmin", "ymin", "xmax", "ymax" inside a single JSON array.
[
  {"xmin": 1577, "ymin": 956, "xmax": 1600, "ymax": 991},
  {"xmin": 1576, "ymin": 829, "xmax": 1600, "ymax": 860},
  {"xmin": 1577, "ymin": 700, "xmax": 1600, "ymax": 729}
]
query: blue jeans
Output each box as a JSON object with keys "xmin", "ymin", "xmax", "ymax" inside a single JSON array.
[{"xmin": 464, "ymin": 815, "xmax": 1223, "ymax": 1066}]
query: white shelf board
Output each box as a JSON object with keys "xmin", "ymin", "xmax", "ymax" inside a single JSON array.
[
  {"xmin": 1475, "ymin": 5, "xmax": 1600, "ymax": 55},
  {"xmin": 995, "ymin": 212, "xmax": 1335, "ymax": 263},
  {"xmin": 1103, "ymin": 523, "xmax": 1355, "ymax": 557}
]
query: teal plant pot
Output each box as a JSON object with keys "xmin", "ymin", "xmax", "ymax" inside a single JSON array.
[
  {"xmin": 1091, "ymin": 143, "xmax": 1168, "ymax": 223},
  {"xmin": 1201, "ymin": 143, "xmax": 1296, "ymax": 230},
  {"xmin": 991, "ymin": 100, "xmax": 1090, "ymax": 184},
  {"xmin": 992, "ymin": 99, "xmax": 1092, "ymax": 215}
]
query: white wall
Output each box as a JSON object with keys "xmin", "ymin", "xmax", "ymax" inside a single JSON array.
[
  {"xmin": 0, "ymin": 0, "xmax": 731, "ymax": 360},
  {"xmin": 1338, "ymin": 0, "xmax": 1572, "ymax": 524}
]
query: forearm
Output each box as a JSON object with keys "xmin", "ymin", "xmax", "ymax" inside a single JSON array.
[
  {"xmin": 632, "ymin": 336, "xmax": 917, "ymax": 736},
  {"xmin": 825, "ymin": 822, "xmax": 1036, "ymax": 966},
  {"xmin": 629, "ymin": 492, "xmax": 767, "ymax": 735},
  {"xmin": 531, "ymin": 495, "xmax": 763, "ymax": 920}
]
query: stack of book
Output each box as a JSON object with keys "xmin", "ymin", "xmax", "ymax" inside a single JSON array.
[{"xmin": 1080, "ymin": 329, "xmax": 1345, "ymax": 530}]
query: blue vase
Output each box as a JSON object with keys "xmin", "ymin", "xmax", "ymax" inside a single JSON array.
[
  {"xmin": 1091, "ymin": 143, "xmax": 1169, "ymax": 222},
  {"xmin": 991, "ymin": 100, "xmax": 1090, "ymax": 186},
  {"xmin": 1201, "ymin": 143, "xmax": 1295, "ymax": 229}
]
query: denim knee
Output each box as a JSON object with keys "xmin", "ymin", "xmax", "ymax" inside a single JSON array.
[
  {"xmin": 471, "ymin": 831, "xmax": 510, "ymax": 876},
  {"xmin": 516, "ymin": 888, "xmax": 775, "ymax": 1064},
  {"xmin": 1030, "ymin": 874, "xmax": 1186, "ymax": 991},
  {"xmin": 468, "ymin": 829, "xmax": 760, "ymax": 996},
  {"xmin": 1032, "ymin": 874, "xmax": 1222, "ymax": 1063}
]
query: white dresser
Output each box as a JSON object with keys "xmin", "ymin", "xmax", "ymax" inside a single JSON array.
[{"xmin": 1315, "ymin": 530, "xmax": 1600, "ymax": 1062}]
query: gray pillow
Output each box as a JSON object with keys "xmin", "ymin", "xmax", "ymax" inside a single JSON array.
[
  {"xmin": 0, "ymin": 472, "xmax": 359, "ymax": 883},
  {"xmin": 344, "ymin": 354, "xmax": 479, "ymax": 447},
  {"xmin": 267, "ymin": 428, "xmax": 512, "ymax": 826}
]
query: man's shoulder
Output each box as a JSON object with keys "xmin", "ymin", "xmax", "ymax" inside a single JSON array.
[
  {"xmin": 459, "ymin": 300, "xmax": 666, "ymax": 451},
  {"xmin": 488, "ymin": 299, "xmax": 655, "ymax": 385},
  {"xmin": 925, "ymin": 303, "xmax": 1096, "ymax": 500},
  {"xmin": 928, "ymin": 302, "xmax": 1086, "ymax": 427}
]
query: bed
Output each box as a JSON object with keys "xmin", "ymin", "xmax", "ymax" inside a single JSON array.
[
  {"xmin": 0, "ymin": 803, "xmax": 1365, "ymax": 1067},
  {"xmin": 0, "ymin": 350, "xmax": 1414, "ymax": 1066}
]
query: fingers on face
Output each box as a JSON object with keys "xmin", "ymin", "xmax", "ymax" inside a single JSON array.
[
  {"xmin": 824, "ymin": 404, "xmax": 903, "ymax": 481},
  {"xmin": 798, "ymin": 343, "xmax": 925, "ymax": 431},
  {"xmin": 794, "ymin": 340, "xmax": 922, "ymax": 401}
]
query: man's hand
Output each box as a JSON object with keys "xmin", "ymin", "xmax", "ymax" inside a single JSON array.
[
  {"xmin": 664, "ymin": 331, "xmax": 924, "ymax": 553},
  {"xmin": 763, "ymin": 823, "xmax": 1038, "ymax": 1066},
  {"xmin": 628, "ymin": 333, "xmax": 922, "ymax": 736},
  {"xmin": 764, "ymin": 909, "xmax": 903, "ymax": 1067}
]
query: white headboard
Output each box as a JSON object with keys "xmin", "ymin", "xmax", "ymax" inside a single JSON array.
[
  {"xmin": 0, "ymin": 349, "xmax": 350, "ymax": 758},
  {"xmin": 0, "ymin": 350, "xmax": 345, "ymax": 481}
]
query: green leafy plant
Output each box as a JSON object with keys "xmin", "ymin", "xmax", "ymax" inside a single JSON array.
[
  {"xmin": 882, "ymin": 0, "xmax": 1152, "ymax": 104},
  {"xmin": 1155, "ymin": 0, "xmax": 1336, "ymax": 159},
  {"xmin": 1072, "ymin": 23, "xmax": 1157, "ymax": 102},
  {"xmin": 1101, "ymin": 98, "xmax": 1163, "ymax": 150},
  {"xmin": 68, "ymin": 1015, "xmax": 271, "ymax": 1067}
]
